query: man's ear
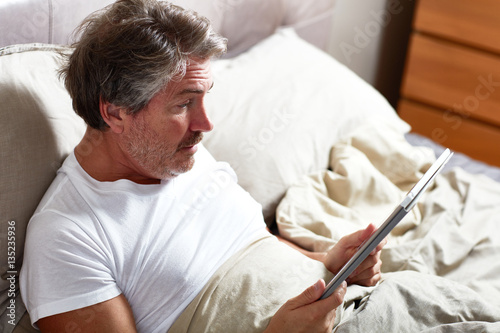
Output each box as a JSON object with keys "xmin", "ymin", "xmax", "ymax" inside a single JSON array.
[{"xmin": 100, "ymin": 99, "xmax": 126, "ymax": 133}]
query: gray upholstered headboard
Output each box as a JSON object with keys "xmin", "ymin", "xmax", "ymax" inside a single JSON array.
[
  {"xmin": 0, "ymin": 0, "xmax": 336, "ymax": 56},
  {"xmin": 0, "ymin": 0, "xmax": 115, "ymax": 48}
]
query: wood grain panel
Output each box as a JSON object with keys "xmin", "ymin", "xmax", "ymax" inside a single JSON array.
[
  {"xmin": 401, "ymin": 33, "xmax": 500, "ymax": 127},
  {"xmin": 398, "ymin": 99, "xmax": 500, "ymax": 167},
  {"xmin": 414, "ymin": 0, "xmax": 500, "ymax": 54}
]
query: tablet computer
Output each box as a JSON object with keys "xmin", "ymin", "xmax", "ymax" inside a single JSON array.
[{"xmin": 320, "ymin": 148, "xmax": 454, "ymax": 299}]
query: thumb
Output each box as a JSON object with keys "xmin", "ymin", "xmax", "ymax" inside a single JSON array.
[
  {"xmin": 288, "ymin": 279, "xmax": 325, "ymax": 309},
  {"xmin": 360, "ymin": 223, "xmax": 377, "ymax": 242},
  {"xmin": 340, "ymin": 223, "xmax": 376, "ymax": 250}
]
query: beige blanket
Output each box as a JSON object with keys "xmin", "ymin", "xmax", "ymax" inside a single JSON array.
[
  {"xmin": 170, "ymin": 120, "xmax": 500, "ymax": 332},
  {"xmin": 277, "ymin": 119, "xmax": 500, "ymax": 331},
  {"xmin": 169, "ymin": 234, "xmax": 337, "ymax": 333}
]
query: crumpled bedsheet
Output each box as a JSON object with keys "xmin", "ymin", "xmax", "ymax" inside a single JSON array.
[
  {"xmin": 336, "ymin": 271, "xmax": 500, "ymax": 333},
  {"xmin": 277, "ymin": 119, "xmax": 500, "ymax": 331}
]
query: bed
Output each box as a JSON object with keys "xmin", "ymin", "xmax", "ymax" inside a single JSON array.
[{"xmin": 1, "ymin": 0, "xmax": 500, "ymax": 332}]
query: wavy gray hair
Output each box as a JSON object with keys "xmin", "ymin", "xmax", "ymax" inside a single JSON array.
[{"xmin": 60, "ymin": 0, "xmax": 227, "ymax": 130}]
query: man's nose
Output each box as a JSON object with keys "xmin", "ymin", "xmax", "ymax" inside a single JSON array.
[{"xmin": 190, "ymin": 104, "xmax": 214, "ymax": 133}]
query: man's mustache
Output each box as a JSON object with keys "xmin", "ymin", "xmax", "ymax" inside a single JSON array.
[{"xmin": 177, "ymin": 132, "xmax": 203, "ymax": 150}]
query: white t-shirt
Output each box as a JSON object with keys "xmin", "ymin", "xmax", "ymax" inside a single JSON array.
[{"xmin": 20, "ymin": 145, "xmax": 267, "ymax": 332}]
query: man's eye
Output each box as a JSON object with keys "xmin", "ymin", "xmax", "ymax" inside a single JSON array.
[{"xmin": 178, "ymin": 100, "xmax": 192, "ymax": 109}]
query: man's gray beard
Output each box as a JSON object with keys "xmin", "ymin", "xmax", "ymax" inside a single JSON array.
[{"xmin": 125, "ymin": 120, "xmax": 203, "ymax": 180}]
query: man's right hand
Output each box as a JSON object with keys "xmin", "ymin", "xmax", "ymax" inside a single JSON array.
[{"xmin": 264, "ymin": 279, "xmax": 346, "ymax": 333}]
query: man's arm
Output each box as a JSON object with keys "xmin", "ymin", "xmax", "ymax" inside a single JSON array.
[
  {"xmin": 267, "ymin": 227, "xmax": 327, "ymax": 261},
  {"xmin": 270, "ymin": 224, "xmax": 385, "ymax": 287},
  {"xmin": 37, "ymin": 294, "xmax": 137, "ymax": 333}
]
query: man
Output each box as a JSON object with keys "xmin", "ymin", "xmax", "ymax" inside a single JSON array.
[{"xmin": 20, "ymin": 0, "xmax": 384, "ymax": 332}]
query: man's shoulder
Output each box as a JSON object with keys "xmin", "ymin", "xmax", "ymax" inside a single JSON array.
[
  {"xmin": 30, "ymin": 157, "xmax": 94, "ymax": 231},
  {"xmin": 37, "ymin": 169, "xmax": 85, "ymax": 208}
]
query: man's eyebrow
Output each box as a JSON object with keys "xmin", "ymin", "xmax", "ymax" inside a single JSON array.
[{"xmin": 178, "ymin": 82, "xmax": 214, "ymax": 95}]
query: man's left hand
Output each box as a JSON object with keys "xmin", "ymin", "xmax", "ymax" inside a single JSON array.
[{"xmin": 322, "ymin": 224, "xmax": 386, "ymax": 287}]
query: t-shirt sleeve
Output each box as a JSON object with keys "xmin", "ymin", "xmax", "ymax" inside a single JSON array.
[{"xmin": 20, "ymin": 211, "xmax": 122, "ymax": 326}]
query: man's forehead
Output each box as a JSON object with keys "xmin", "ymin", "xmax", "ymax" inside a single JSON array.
[
  {"xmin": 177, "ymin": 81, "xmax": 214, "ymax": 95},
  {"xmin": 167, "ymin": 59, "xmax": 212, "ymax": 95},
  {"xmin": 184, "ymin": 59, "xmax": 212, "ymax": 81}
]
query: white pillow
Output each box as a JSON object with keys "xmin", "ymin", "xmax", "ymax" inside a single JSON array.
[{"xmin": 203, "ymin": 29, "xmax": 409, "ymax": 224}]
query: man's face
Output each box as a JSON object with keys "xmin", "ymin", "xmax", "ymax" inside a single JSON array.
[{"xmin": 122, "ymin": 57, "xmax": 214, "ymax": 181}]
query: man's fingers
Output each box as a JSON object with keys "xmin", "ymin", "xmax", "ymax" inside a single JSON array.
[
  {"xmin": 287, "ymin": 279, "xmax": 326, "ymax": 309},
  {"xmin": 289, "ymin": 279, "xmax": 347, "ymax": 313},
  {"xmin": 325, "ymin": 223, "xmax": 387, "ymax": 278},
  {"xmin": 333, "ymin": 281, "xmax": 347, "ymax": 305},
  {"xmin": 265, "ymin": 280, "xmax": 345, "ymax": 332},
  {"xmin": 347, "ymin": 251, "xmax": 383, "ymax": 286},
  {"xmin": 371, "ymin": 237, "xmax": 388, "ymax": 255},
  {"xmin": 360, "ymin": 223, "xmax": 377, "ymax": 241},
  {"xmin": 349, "ymin": 272, "xmax": 382, "ymax": 287},
  {"xmin": 356, "ymin": 250, "xmax": 382, "ymax": 273},
  {"xmin": 316, "ymin": 281, "xmax": 347, "ymax": 312},
  {"xmin": 349, "ymin": 259, "xmax": 382, "ymax": 282},
  {"xmin": 338, "ymin": 224, "xmax": 377, "ymax": 250}
]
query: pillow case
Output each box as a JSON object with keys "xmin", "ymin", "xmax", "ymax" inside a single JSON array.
[{"xmin": 203, "ymin": 29, "xmax": 409, "ymax": 224}]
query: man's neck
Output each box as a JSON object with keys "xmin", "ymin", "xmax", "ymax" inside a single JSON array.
[{"xmin": 74, "ymin": 127, "xmax": 161, "ymax": 185}]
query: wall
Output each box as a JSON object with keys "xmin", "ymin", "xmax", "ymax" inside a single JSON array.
[{"xmin": 328, "ymin": 0, "xmax": 416, "ymax": 107}]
